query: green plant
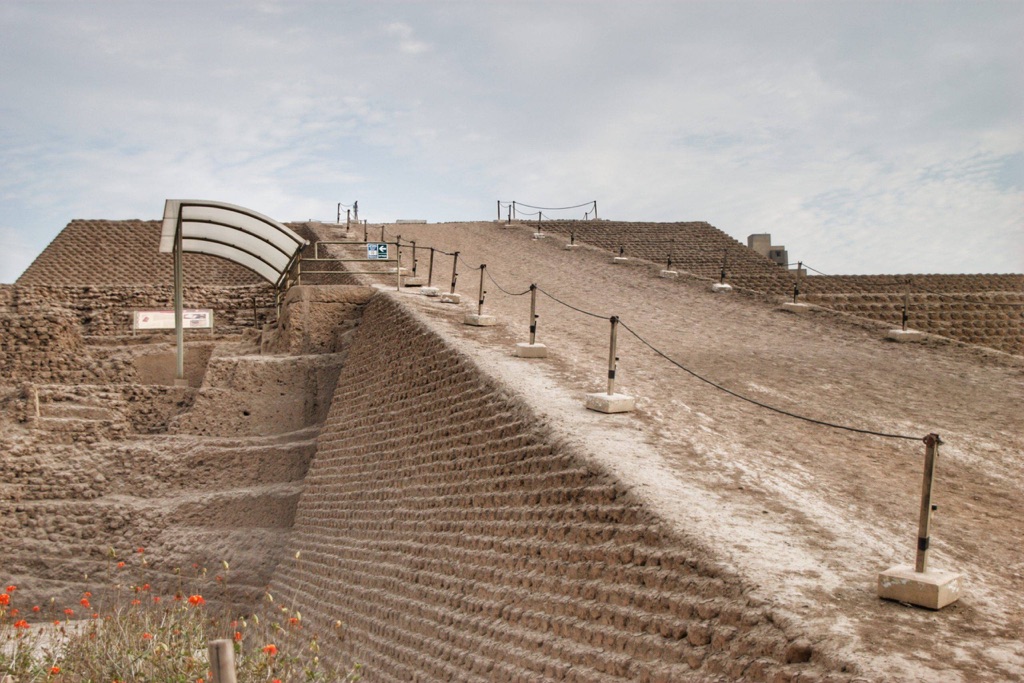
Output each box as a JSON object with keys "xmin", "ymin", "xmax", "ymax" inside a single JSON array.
[{"xmin": 1, "ymin": 550, "xmax": 360, "ymax": 682}]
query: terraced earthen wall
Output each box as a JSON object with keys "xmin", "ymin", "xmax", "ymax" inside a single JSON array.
[{"xmin": 273, "ymin": 294, "xmax": 856, "ymax": 682}]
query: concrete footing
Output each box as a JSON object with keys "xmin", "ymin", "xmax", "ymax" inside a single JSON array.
[
  {"xmin": 403, "ymin": 277, "xmax": 425, "ymax": 287},
  {"xmin": 564, "ymin": 244, "xmax": 579, "ymax": 251},
  {"xmin": 711, "ymin": 283, "xmax": 733, "ymax": 293},
  {"xmin": 464, "ymin": 313, "xmax": 496, "ymax": 327},
  {"xmin": 887, "ymin": 329, "xmax": 925, "ymax": 342},
  {"xmin": 660, "ymin": 270, "xmax": 678, "ymax": 279},
  {"xmin": 878, "ymin": 565, "xmax": 963, "ymax": 610},
  {"xmin": 439, "ymin": 293, "xmax": 461, "ymax": 304},
  {"xmin": 532, "ymin": 233, "xmax": 546, "ymax": 240},
  {"xmin": 585, "ymin": 392, "xmax": 635, "ymax": 413},
  {"xmin": 514, "ymin": 342, "xmax": 548, "ymax": 358},
  {"xmin": 781, "ymin": 302, "xmax": 811, "ymax": 313},
  {"xmin": 612, "ymin": 257, "xmax": 629, "ymax": 264},
  {"xmin": 420, "ymin": 287, "xmax": 440, "ymax": 297}
]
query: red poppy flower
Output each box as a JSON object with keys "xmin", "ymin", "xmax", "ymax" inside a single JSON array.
[
  {"xmin": 262, "ymin": 644, "xmax": 278, "ymax": 656},
  {"xmin": 63, "ymin": 608, "xmax": 74, "ymax": 616},
  {"xmin": 6, "ymin": 585, "xmax": 16, "ymax": 593},
  {"xmin": 187, "ymin": 595, "xmax": 205, "ymax": 606},
  {"xmin": 13, "ymin": 619, "xmax": 29, "ymax": 629}
]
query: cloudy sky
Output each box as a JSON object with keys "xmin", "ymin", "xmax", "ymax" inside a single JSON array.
[{"xmin": 1, "ymin": 1, "xmax": 1021, "ymax": 282}]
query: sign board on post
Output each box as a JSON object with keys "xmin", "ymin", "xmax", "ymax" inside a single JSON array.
[
  {"xmin": 134, "ymin": 309, "xmax": 214, "ymax": 335},
  {"xmin": 367, "ymin": 242, "xmax": 389, "ymax": 260}
]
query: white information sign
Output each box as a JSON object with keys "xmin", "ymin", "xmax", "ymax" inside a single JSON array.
[
  {"xmin": 366, "ymin": 242, "xmax": 389, "ymax": 260},
  {"xmin": 134, "ymin": 309, "xmax": 214, "ymax": 332}
]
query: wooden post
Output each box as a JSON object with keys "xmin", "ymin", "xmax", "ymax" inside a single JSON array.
[
  {"xmin": 529, "ymin": 284, "xmax": 538, "ymax": 345},
  {"xmin": 606, "ymin": 316, "xmax": 619, "ymax": 396},
  {"xmin": 449, "ymin": 251, "xmax": 460, "ymax": 294},
  {"xmin": 208, "ymin": 639, "xmax": 237, "ymax": 683},
  {"xmin": 477, "ymin": 265, "xmax": 486, "ymax": 315},
  {"xmin": 346, "ymin": 208, "xmax": 351, "ymax": 229},
  {"xmin": 915, "ymin": 434, "xmax": 941, "ymax": 573},
  {"xmin": 427, "ymin": 248, "xmax": 435, "ymax": 287},
  {"xmin": 593, "ymin": 200, "xmax": 597, "ymax": 220}
]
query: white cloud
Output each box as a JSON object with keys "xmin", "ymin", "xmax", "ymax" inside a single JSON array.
[{"xmin": 0, "ymin": 1, "xmax": 1021, "ymax": 281}]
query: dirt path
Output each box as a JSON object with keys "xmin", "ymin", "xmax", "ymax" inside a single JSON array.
[{"xmin": 318, "ymin": 221, "xmax": 1024, "ymax": 682}]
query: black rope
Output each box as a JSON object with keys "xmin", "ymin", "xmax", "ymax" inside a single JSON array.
[
  {"xmin": 617, "ymin": 320, "xmax": 923, "ymax": 442},
  {"xmin": 535, "ymin": 286, "xmax": 607, "ymax": 320},
  {"xmin": 514, "ymin": 201, "xmax": 595, "ymax": 211},
  {"xmin": 485, "ymin": 268, "xmax": 531, "ymax": 296}
]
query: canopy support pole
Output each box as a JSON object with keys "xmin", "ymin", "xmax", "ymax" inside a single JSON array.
[{"xmin": 174, "ymin": 211, "xmax": 185, "ymax": 384}]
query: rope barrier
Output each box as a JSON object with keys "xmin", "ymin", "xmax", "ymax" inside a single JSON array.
[
  {"xmin": 345, "ymin": 232, "xmax": 932, "ymax": 443},
  {"xmin": 535, "ymin": 286, "xmax": 608, "ymax": 320},
  {"xmin": 485, "ymin": 267, "xmax": 531, "ymax": 296},
  {"xmin": 514, "ymin": 200, "xmax": 596, "ymax": 211},
  {"xmin": 616, "ymin": 319, "xmax": 923, "ymax": 442}
]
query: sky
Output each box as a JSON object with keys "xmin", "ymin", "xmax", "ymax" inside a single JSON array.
[{"xmin": 1, "ymin": 1, "xmax": 1022, "ymax": 283}]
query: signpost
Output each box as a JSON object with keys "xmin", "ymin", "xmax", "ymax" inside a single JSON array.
[{"xmin": 367, "ymin": 242, "xmax": 389, "ymax": 260}]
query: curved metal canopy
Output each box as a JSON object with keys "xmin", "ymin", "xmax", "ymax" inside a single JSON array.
[{"xmin": 159, "ymin": 199, "xmax": 308, "ymax": 288}]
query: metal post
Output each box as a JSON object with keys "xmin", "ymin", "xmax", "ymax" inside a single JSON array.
[
  {"xmin": 529, "ymin": 284, "xmax": 538, "ymax": 345},
  {"xmin": 395, "ymin": 241, "xmax": 401, "ymax": 291},
  {"xmin": 411, "ymin": 240, "xmax": 417, "ymax": 276},
  {"xmin": 497, "ymin": 200, "xmax": 501, "ymax": 221},
  {"xmin": 507, "ymin": 205, "xmax": 511, "ymax": 224},
  {"xmin": 450, "ymin": 251, "xmax": 460, "ymax": 294},
  {"xmin": 916, "ymin": 434, "xmax": 942, "ymax": 573},
  {"xmin": 570, "ymin": 231, "xmax": 575, "ymax": 245},
  {"xmin": 512, "ymin": 201, "xmax": 516, "ymax": 221},
  {"xmin": 363, "ymin": 221, "xmax": 367, "ymax": 242},
  {"xmin": 477, "ymin": 264, "xmax": 486, "ymax": 315},
  {"xmin": 208, "ymin": 639, "xmax": 237, "ymax": 683},
  {"xmin": 347, "ymin": 209, "xmax": 351, "ymax": 229},
  {"xmin": 337, "ymin": 202, "xmax": 340, "ymax": 223},
  {"xmin": 606, "ymin": 316, "xmax": 619, "ymax": 396},
  {"xmin": 902, "ymin": 284, "xmax": 910, "ymax": 332},
  {"xmin": 427, "ymin": 247, "xmax": 435, "ymax": 287},
  {"xmin": 174, "ymin": 210, "xmax": 184, "ymax": 382},
  {"xmin": 593, "ymin": 200, "xmax": 598, "ymax": 220}
]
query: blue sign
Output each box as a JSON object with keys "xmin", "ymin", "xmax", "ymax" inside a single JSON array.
[{"xmin": 367, "ymin": 242, "xmax": 389, "ymax": 260}]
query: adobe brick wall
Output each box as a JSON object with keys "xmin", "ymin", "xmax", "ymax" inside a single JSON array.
[
  {"xmin": 538, "ymin": 222, "xmax": 1023, "ymax": 355},
  {"xmin": 16, "ymin": 219, "xmax": 265, "ymax": 286},
  {"xmin": 273, "ymin": 294, "xmax": 856, "ymax": 682}
]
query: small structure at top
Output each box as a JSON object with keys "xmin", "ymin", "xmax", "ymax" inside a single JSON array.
[{"xmin": 748, "ymin": 233, "xmax": 788, "ymax": 267}]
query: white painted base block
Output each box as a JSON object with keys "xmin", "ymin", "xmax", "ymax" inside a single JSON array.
[
  {"xmin": 439, "ymin": 293, "xmax": 462, "ymax": 304},
  {"xmin": 420, "ymin": 287, "xmax": 440, "ymax": 297},
  {"xmin": 402, "ymin": 277, "xmax": 425, "ymax": 287},
  {"xmin": 564, "ymin": 244, "xmax": 579, "ymax": 251},
  {"xmin": 532, "ymin": 233, "xmax": 546, "ymax": 239},
  {"xmin": 887, "ymin": 329, "xmax": 925, "ymax": 342},
  {"xmin": 174, "ymin": 378, "xmax": 190, "ymax": 388},
  {"xmin": 711, "ymin": 283, "xmax": 733, "ymax": 293},
  {"xmin": 660, "ymin": 270, "xmax": 678, "ymax": 279},
  {"xmin": 878, "ymin": 565, "xmax": 963, "ymax": 610},
  {"xmin": 781, "ymin": 302, "xmax": 811, "ymax": 313},
  {"xmin": 585, "ymin": 392, "xmax": 635, "ymax": 413},
  {"xmin": 464, "ymin": 313, "xmax": 496, "ymax": 327},
  {"xmin": 612, "ymin": 257, "xmax": 629, "ymax": 264},
  {"xmin": 514, "ymin": 342, "xmax": 548, "ymax": 358}
]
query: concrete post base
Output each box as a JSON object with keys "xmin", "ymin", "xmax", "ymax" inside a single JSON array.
[
  {"xmin": 878, "ymin": 565, "xmax": 963, "ymax": 610},
  {"xmin": 173, "ymin": 378, "xmax": 190, "ymax": 388},
  {"xmin": 660, "ymin": 270, "xmax": 678, "ymax": 279},
  {"xmin": 612, "ymin": 256, "xmax": 629, "ymax": 264},
  {"xmin": 711, "ymin": 283, "xmax": 733, "ymax": 293},
  {"xmin": 420, "ymin": 287, "xmax": 440, "ymax": 297},
  {"xmin": 585, "ymin": 392, "xmax": 635, "ymax": 413},
  {"xmin": 781, "ymin": 302, "xmax": 811, "ymax": 313},
  {"xmin": 532, "ymin": 233, "xmax": 547, "ymax": 239},
  {"xmin": 403, "ymin": 277, "xmax": 425, "ymax": 287},
  {"xmin": 514, "ymin": 342, "xmax": 548, "ymax": 358},
  {"xmin": 564, "ymin": 244, "xmax": 579, "ymax": 251},
  {"xmin": 887, "ymin": 329, "xmax": 925, "ymax": 342},
  {"xmin": 464, "ymin": 313, "xmax": 496, "ymax": 327},
  {"xmin": 439, "ymin": 293, "xmax": 461, "ymax": 304}
]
